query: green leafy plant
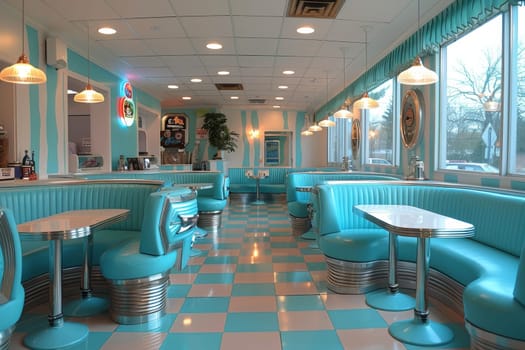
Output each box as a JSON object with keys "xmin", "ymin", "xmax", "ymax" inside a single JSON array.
[{"xmin": 201, "ymin": 112, "xmax": 239, "ymax": 158}]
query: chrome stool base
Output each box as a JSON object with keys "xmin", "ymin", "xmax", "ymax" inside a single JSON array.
[
  {"xmin": 290, "ymin": 215, "xmax": 311, "ymax": 237},
  {"xmin": 107, "ymin": 272, "xmax": 169, "ymax": 325},
  {"xmin": 198, "ymin": 211, "xmax": 222, "ymax": 231},
  {"xmin": 0, "ymin": 326, "xmax": 13, "ymax": 350}
]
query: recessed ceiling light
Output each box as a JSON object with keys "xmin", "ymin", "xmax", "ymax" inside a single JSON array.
[
  {"xmin": 182, "ymin": 96, "xmax": 192, "ymax": 100},
  {"xmin": 278, "ymin": 85, "xmax": 288, "ymax": 89},
  {"xmin": 230, "ymin": 96, "xmax": 239, "ymax": 100},
  {"xmin": 283, "ymin": 70, "xmax": 295, "ymax": 75},
  {"xmin": 217, "ymin": 71, "xmax": 230, "ymax": 76},
  {"xmin": 273, "ymin": 105, "xmax": 281, "ymax": 108},
  {"xmin": 297, "ymin": 26, "xmax": 314, "ymax": 34},
  {"xmin": 67, "ymin": 89, "xmax": 77, "ymax": 95},
  {"xmin": 190, "ymin": 78, "xmax": 202, "ymax": 83},
  {"xmin": 206, "ymin": 42, "xmax": 223, "ymax": 50},
  {"xmin": 98, "ymin": 27, "xmax": 117, "ymax": 35},
  {"xmin": 275, "ymin": 96, "xmax": 284, "ymax": 100},
  {"xmin": 168, "ymin": 84, "xmax": 179, "ymax": 89}
]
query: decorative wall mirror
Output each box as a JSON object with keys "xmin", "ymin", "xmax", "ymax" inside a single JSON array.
[
  {"xmin": 400, "ymin": 89, "xmax": 423, "ymax": 149},
  {"xmin": 351, "ymin": 119, "xmax": 361, "ymax": 160}
]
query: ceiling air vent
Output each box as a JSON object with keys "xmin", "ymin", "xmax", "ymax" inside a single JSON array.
[
  {"xmin": 248, "ymin": 98, "xmax": 266, "ymax": 104},
  {"xmin": 287, "ymin": 0, "xmax": 345, "ymax": 18},
  {"xmin": 215, "ymin": 83, "xmax": 243, "ymax": 90}
]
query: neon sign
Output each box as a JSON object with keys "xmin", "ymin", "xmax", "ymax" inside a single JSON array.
[{"xmin": 118, "ymin": 81, "xmax": 135, "ymax": 127}]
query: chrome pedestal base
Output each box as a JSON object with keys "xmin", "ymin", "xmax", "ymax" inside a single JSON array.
[
  {"xmin": 23, "ymin": 321, "xmax": 88, "ymax": 350},
  {"xmin": 108, "ymin": 272, "xmax": 169, "ymax": 325},
  {"xmin": 365, "ymin": 288, "xmax": 414, "ymax": 311},
  {"xmin": 389, "ymin": 318, "xmax": 453, "ymax": 346}
]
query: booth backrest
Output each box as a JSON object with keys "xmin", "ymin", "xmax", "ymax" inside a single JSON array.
[
  {"xmin": 315, "ymin": 181, "xmax": 525, "ymax": 257},
  {"xmin": 286, "ymin": 172, "xmax": 401, "ymax": 203},
  {"xmin": 140, "ymin": 188, "xmax": 198, "ymax": 256},
  {"xmin": 0, "ymin": 180, "xmax": 163, "ymax": 232}
]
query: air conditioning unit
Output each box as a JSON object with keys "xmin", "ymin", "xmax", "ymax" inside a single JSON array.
[{"xmin": 46, "ymin": 37, "xmax": 67, "ymax": 70}]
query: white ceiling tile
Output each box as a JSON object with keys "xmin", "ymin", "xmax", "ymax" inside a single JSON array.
[
  {"xmin": 121, "ymin": 56, "xmax": 166, "ymax": 67},
  {"xmin": 235, "ymin": 38, "xmax": 279, "ymax": 56},
  {"xmin": 229, "ymin": 0, "xmax": 287, "ymax": 16},
  {"xmin": 170, "ymin": 0, "xmax": 230, "ymax": 16},
  {"xmin": 98, "ymin": 39, "xmax": 155, "ymax": 56},
  {"xmin": 231, "ymin": 16, "xmax": 284, "ymax": 38},
  {"xmin": 238, "ymin": 56, "xmax": 275, "ymax": 68},
  {"xmin": 276, "ymin": 39, "xmax": 322, "ymax": 57},
  {"xmin": 106, "ymin": 0, "xmax": 176, "ymax": 18},
  {"xmin": 133, "ymin": 67, "xmax": 175, "ymax": 77},
  {"xmin": 147, "ymin": 38, "xmax": 196, "ymax": 55},
  {"xmin": 125, "ymin": 17, "xmax": 186, "ymax": 38},
  {"xmin": 200, "ymin": 55, "xmax": 239, "ymax": 67},
  {"xmin": 42, "ymin": 0, "xmax": 120, "ymax": 20},
  {"xmin": 179, "ymin": 16, "xmax": 233, "ymax": 38}
]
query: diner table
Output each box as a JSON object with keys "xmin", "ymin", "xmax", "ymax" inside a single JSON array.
[
  {"xmin": 17, "ymin": 208, "xmax": 129, "ymax": 350},
  {"xmin": 245, "ymin": 170, "xmax": 268, "ymax": 205},
  {"xmin": 353, "ymin": 204, "xmax": 474, "ymax": 346}
]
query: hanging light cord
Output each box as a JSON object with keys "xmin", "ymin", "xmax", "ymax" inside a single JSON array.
[
  {"xmin": 364, "ymin": 28, "xmax": 369, "ymax": 91},
  {"xmin": 87, "ymin": 25, "xmax": 91, "ymax": 84},
  {"xmin": 21, "ymin": 0, "xmax": 26, "ymax": 57},
  {"xmin": 418, "ymin": 0, "xmax": 421, "ymax": 54}
]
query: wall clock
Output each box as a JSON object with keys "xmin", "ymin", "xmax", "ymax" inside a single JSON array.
[{"xmin": 400, "ymin": 89, "xmax": 423, "ymax": 149}]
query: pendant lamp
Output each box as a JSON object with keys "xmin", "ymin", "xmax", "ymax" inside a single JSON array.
[
  {"xmin": 319, "ymin": 73, "xmax": 336, "ymax": 127},
  {"xmin": 308, "ymin": 113, "xmax": 322, "ymax": 132},
  {"xmin": 354, "ymin": 27, "xmax": 379, "ymax": 110},
  {"xmin": 74, "ymin": 26, "xmax": 104, "ymax": 103},
  {"xmin": 334, "ymin": 48, "xmax": 353, "ymax": 118},
  {"xmin": 397, "ymin": 0, "xmax": 438, "ymax": 85},
  {"xmin": 0, "ymin": 0, "xmax": 47, "ymax": 84},
  {"xmin": 301, "ymin": 114, "xmax": 314, "ymax": 136}
]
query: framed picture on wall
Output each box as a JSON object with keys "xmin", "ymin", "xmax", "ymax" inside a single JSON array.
[{"xmin": 400, "ymin": 89, "xmax": 423, "ymax": 149}]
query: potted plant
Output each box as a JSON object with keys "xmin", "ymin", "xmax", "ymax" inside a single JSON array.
[{"xmin": 201, "ymin": 112, "xmax": 239, "ymax": 159}]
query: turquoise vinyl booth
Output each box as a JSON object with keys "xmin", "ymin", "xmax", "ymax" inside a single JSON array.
[
  {"xmin": 0, "ymin": 208, "xmax": 25, "ymax": 350},
  {"xmin": 100, "ymin": 187, "xmax": 199, "ymax": 324}
]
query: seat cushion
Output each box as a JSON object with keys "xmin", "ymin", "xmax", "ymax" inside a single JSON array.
[
  {"xmin": 197, "ymin": 197, "xmax": 227, "ymax": 212},
  {"xmin": 319, "ymin": 229, "xmax": 389, "ymax": 262},
  {"xmin": 100, "ymin": 239, "xmax": 177, "ymax": 280}
]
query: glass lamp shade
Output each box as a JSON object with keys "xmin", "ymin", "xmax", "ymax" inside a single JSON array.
[
  {"xmin": 308, "ymin": 123, "xmax": 322, "ymax": 132},
  {"xmin": 354, "ymin": 92, "xmax": 379, "ymax": 109},
  {"xmin": 301, "ymin": 129, "xmax": 313, "ymax": 136},
  {"xmin": 333, "ymin": 107, "xmax": 353, "ymax": 118},
  {"xmin": 398, "ymin": 56, "xmax": 438, "ymax": 85},
  {"xmin": 0, "ymin": 54, "xmax": 47, "ymax": 84},
  {"xmin": 319, "ymin": 119, "xmax": 335, "ymax": 127},
  {"xmin": 74, "ymin": 83, "xmax": 105, "ymax": 103}
]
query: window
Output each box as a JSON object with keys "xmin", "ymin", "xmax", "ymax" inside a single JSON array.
[
  {"xmin": 327, "ymin": 116, "xmax": 351, "ymax": 165},
  {"xmin": 441, "ymin": 15, "xmax": 503, "ymax": 173},
  {"xmin": 365, "ymin": 79, "xmax": 395, "ymax": 165},
  {"xmin": 509, "ymin": 5, "xmax": 525, "ymax": 174}
]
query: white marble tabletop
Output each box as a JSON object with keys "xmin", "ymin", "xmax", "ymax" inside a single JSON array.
[
  {"xmin": 17, "ymin": 209, "xmax": 129, "ymax": 241},
  {"xmin": 353, "ymin": 204, "xmax": 474, "ymax": 238}
]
